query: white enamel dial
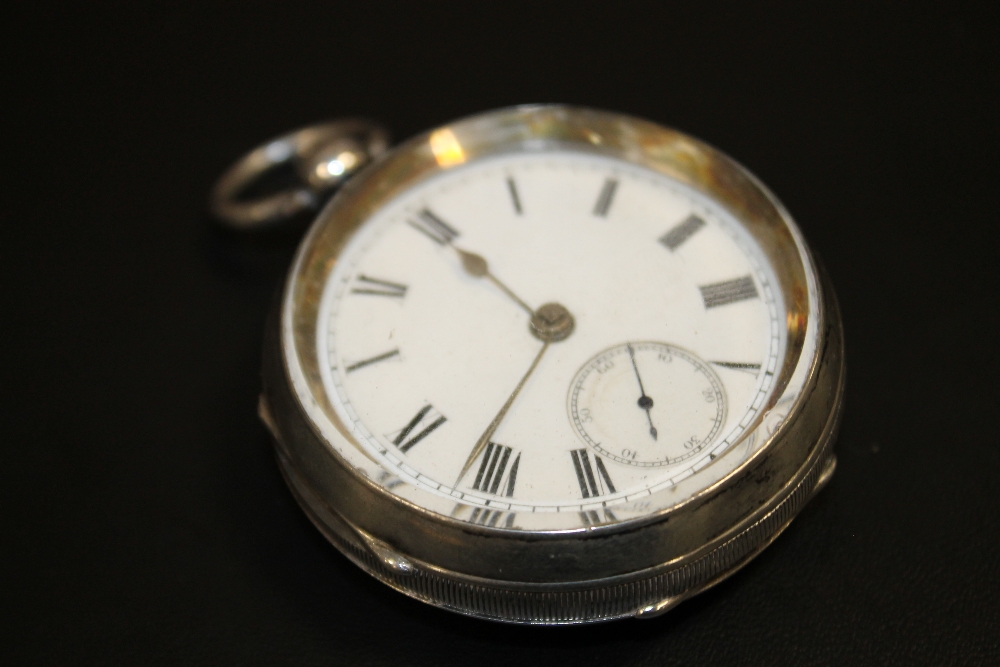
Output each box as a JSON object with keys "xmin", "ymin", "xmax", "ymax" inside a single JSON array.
[{"xmin": 316, "ymin": 151, "xmax": 784, "ymax": 514}]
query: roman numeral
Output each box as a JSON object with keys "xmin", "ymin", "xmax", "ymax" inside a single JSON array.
[
  {"xmin": 699, "ymin": 275, "xmax": 759, "ymax": 308},
  {"xmin": 592, "ymin": 178, "xmax": 619, "ymax": 217},
  {"xmin": 659, "ymin": 214, "xmax": 706, "ymax": 251},
  {"xmin": 570, "ymin": 449, "xmax": 616, "ymax": 498},
  {"xmin": 711, "ymin": 361, "xmax": 762, "ymax": 374},
  {"xmin": 407, "ymin": 208, "xmax": 460, "ymax": 245},
  {"xmin": 580, "ymin": 508, "xmax": 617, "ymax": 527},
  {"xmin": 506, "ymin": 177, "xmax": 523, "ymax": 215},
  {"xmin": 376, "ymin": 470, "xmax": 405, "ymax": 490},
  {"xmin": 389, "ymin": 404, "xmax": 447, "ymax": 453},
  {"xmin": 472, "ymin": 442, "xmax": 520, "ymax": 497},
  {"xmin": 351, "ymin": 274, "xmax": 408, "ymax": 298},
  {"xmin": 469, "ymin": 507, "xmax": 515, "ymax": 528},
  {"xmin": 344, "ymin": 348, "xmax": 400, "ymax": 373}
]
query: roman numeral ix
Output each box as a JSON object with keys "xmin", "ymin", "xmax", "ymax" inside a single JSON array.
[
  {"xmin": 389, "ymin": 404, "xmax": 447, "ymax": 453},
  {"xmin": 570, "ymin": 449, "xmax": 616, "ymax": 498}
]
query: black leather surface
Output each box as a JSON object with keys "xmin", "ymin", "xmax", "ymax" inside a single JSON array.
[{"xmin": 5, "ymin": 3, "xmax": 998, "ymax": 664}]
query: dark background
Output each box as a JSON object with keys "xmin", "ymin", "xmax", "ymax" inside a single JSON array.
[{"xmin": 5, "ymin": 2, "xmax": 999, "ymax": 665}]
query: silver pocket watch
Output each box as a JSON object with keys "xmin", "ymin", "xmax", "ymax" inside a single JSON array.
[{"xmin": 211, "ymin": 105, "xmax": 844, "ymax": 624}]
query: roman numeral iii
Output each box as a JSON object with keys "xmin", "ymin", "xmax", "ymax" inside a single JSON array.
[
  {"xmin": 570, "ymin": 449, "xmax": 616, "ymax": 498},
  {"xmin": 389, "ymin": 405, "xmax": 447, "ymax": 453},
  {"xmin": 699, "ymin": 275, "xmax": 759, "ymax": 308}
]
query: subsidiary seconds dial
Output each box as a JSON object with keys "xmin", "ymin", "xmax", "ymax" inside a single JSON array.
[{"xmin": 569, "ymin": 342, "xmax": 727, "ymax": 467}]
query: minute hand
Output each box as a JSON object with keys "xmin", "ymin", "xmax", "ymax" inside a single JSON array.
[
  {"xmin": 455, "ymin": 341, "xmax": 550, "ymax": 485},
  {"xmin": 454, "ymin": 245, "xmax": 575, "ymax": 344}
]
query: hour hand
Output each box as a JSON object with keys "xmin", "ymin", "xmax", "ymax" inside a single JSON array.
[
  {"xmin": 408, "ymin": 207, "xmax": 536, "ymax": 317},
  {"xmin": 453, "ymin": 247, "xmax": 534, "ymax": 317}
]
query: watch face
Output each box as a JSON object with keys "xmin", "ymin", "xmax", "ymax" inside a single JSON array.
[{"xmin": 311, "ymin": 150, "xmax": 786, "ymax": 523}]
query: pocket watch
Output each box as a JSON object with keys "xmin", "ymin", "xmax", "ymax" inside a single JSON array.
[{"xmin": 212, "ymin": 105, "xmax": 844, "ymax": 624}]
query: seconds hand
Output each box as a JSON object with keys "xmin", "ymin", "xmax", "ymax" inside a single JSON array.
[{"xmin": 627, "ymin": 343, "xmax": 658, "ymax": 440}]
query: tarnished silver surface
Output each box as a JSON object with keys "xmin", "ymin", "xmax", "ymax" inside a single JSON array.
[{"xmin": 258, "ymin": 105, "xmax": 846, "ymax": 623}]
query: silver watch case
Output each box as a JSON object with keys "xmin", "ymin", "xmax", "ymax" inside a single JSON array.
[{"xmin": 258, "ymin": 105, "xmax": 845, "ymax": 624}]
